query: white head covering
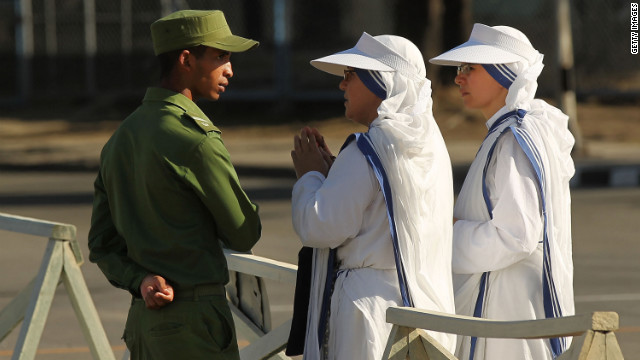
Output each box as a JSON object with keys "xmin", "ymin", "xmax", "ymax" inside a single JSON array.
[
  {"xmin": 431, "ymin": 24, "xmax": 576, "ymax": 333},
  {"xmin": 312, "ymin": 32, "xmax": 456, "ymax": 352},
  {"xmin": 430, "ymin": 23, "xmax": 545, "ymax": 111}
]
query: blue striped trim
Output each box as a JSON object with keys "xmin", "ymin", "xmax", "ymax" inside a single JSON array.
[
  {"xmin": 355, "ymin": 68, "xmax": 387, "ymax": 100},
  {"xmin": 475, "ymin": 110, "xmax": 520, "ymax": 158},
  {"xmin": 487, "ymin": 110, "xmax": 519, "ymax": 136},
  {"xmin": 510, "ymin": 127, "xmax": 566, "ymax": 357},
  {"xmin": 481, "ymin": 110, "xmax": 522, "ymax": 213},
  {"xmin": 317, "ymin": 135, "xmax": 365, "ymax": 350},
  {"xmin": 347, "ymin": 133, "xmax": 413, "ymax": 307},
  {"xmin": 469, "ymin": 110, "xmax": 521, "ymax": 360},
  {"xmin": 482, "ymin": 64, "xmax": 516, "ymax": 89},
  {"xmin": 317, "ymin": 248, "xmax": 337, "ymax": 348},
  {"xmin": 473, "ymin": 110, "xmax": 567, "ymax": 359},
  {"xmin": 469, "ymin": 271, "xmax": 489, "ymax": 360},
  {"xmin": 318, "ymin": 132, "xmax": 416, "ymax": 350}
]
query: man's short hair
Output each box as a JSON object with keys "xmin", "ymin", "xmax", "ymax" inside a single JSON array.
[{"xmin": 158, "ymin": 45, "xmax": 208, "ymax": 79}]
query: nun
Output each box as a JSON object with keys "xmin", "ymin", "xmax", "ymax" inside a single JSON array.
[
  {"xmin": 288, "ymin": 33, "xmax": 456, "ymax": 359},
  {"xmin": 430, "ymin": 24, "xmax": 576, "ymax": 360}
]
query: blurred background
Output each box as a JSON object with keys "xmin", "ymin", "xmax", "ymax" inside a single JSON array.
[
  {"xmin": 1, "ymin": 0, "xmax": 638, "ymax": 158},
  {"xmin": 0, "ymin": 0, "xmax": 638, "ymax": 112},
  {"xmin": 0, "ymin": 0, "xmax": 639, "ymax": 359}
]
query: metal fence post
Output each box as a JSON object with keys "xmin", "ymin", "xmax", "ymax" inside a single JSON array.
[
  {"xmin": 15, "ymin": 0, "xmax": 33, "ymax": 102},
  {"xmin": 0, "ymin": 213, "xmax": 116, "ymax": 360},
  {"xmin": 44, "ymin": 0, "xmax": 57, "ymax": 88},
  {"xmin": 12, "ymin": 240, "xmax": 64, "ymax": 360},
  {"xmin": 84, "ymin": 0, "xmax": 97, "ymax": 96},
  {"xmin": 556, "ymin": 0, "xmax": 584, "ymax": 156},
  {"xmin": 273, "ymin": 0, "xmax": 292, "ymax": 111}
]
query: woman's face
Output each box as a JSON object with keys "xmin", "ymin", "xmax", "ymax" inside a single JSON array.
[
  {"xmin": 454, "ymin": 64, "xmax": 508, "ymax": 119},
  {"xmin": 339, "ymin": 68, "xmax": 382, "ymax": 127}
]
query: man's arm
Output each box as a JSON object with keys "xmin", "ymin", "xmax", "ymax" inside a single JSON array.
[
  {"xmin": 187, "ymin": 136, "xmax": 262, "ymax": 252},
  {"xmin": 88, "ymin": 171, "xmax": 150, "ymax": 297}
]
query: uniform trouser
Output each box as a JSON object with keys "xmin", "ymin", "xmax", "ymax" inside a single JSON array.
[{"xmin": 123, "ymin": 285, "xmax": 240, "ymax": 360}]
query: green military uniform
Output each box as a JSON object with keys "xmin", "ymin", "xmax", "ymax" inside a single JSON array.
[
  {"xmin": 88, "ymin": 87, "xmax": 261, "ymax": 359},
  {"xmin": 89, "ymin": 9, "xmax": 261, "ymax": 359}
]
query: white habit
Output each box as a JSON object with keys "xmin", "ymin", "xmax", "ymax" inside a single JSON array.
[
  {"xmin": 294, "ymin": 32, "xmax": 457, "ymax": 360},
  {"xmin": 453, "ymin": 104, "xmax": 575, "ymax": 360}
]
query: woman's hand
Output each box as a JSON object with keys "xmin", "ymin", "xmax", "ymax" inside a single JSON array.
[{"xmin": 291, "ymin": 127, "xmax": 332, "ymax": 178}]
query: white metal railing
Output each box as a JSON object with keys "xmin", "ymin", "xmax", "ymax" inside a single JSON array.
[
  {"xmin": 2, "ymin": 211, "xmax": 623, "ymax": 360},
  {"xmin": 383, "ymin": 307, "xmax": 624, "ymax": 359},
  {"xmin": 223, "ymin": 253, "xmax": 625, "ymax": 360},
  {"xmin": 224, "ymin": 249, "xmax": 297, "ymax": 360},
  {"xmin": 119, "ymin": 249, "xmax": 297, "ymax": 360},
  {"xmin": 0, "ymin": 212, "xmax": 115, "ymax": 360}
]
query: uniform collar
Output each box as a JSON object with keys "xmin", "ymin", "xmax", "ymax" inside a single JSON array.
[
  {"xmin": 143, "ymin": 87, "xmax": 219, "ymax": 132},
  {"xmin": 142, "ymin": 87, "xmax": 209, "ymax": 120}
]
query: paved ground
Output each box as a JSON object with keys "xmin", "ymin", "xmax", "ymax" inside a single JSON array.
[
  {"xmin": 1, "ymin": 175, "xmax": 639, "ymax": 359},
  {"xmin": 1, "ymin": 109, "xmax": 640, "ymax": 187},
  {"xmin": 0, "ymin": 101, "xmax": 638, "ymax": 358}
]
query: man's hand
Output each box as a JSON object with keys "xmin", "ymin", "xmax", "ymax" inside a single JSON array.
[
  {"xmin": 291, "ymin": 127, "xmax": 332, "ymax": 178},
  {"xmin": 140, "ymin": 274, "xmax": 174, "ymax": 310}
]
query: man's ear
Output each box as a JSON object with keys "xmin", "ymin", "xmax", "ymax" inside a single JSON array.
[{"xmin": 176, "ymin": 49, "xmax": 192, "ymax": 71}]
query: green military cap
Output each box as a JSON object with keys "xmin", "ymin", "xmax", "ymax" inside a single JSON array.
[{"xmin": 151, "ymin": 10, "xmax": 259, "ymax": 55}]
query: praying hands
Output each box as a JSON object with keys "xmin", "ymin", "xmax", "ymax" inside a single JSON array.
[{"xmin": 291, "ymin": 126, "xmax": 334, "ymax": 178}]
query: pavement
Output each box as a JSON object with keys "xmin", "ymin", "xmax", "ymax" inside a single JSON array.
[
  {"xmin": 1, "ymin": 116, "xmax": 639, "ymax": 358},
  {"xmin": 1, "ymin": 117, "xmax": 639, "ymax": 189}
]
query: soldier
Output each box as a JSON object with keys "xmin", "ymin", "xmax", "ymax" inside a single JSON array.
[
  {"xmin": 431, "ymin": 24, "xmax": 575, "ymax": 360},
  {"xmin": 88, "ymin": 10, "xmax": 261, "ymax": 360}
]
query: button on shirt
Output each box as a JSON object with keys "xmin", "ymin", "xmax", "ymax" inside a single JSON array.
[{"xmin": 88, "ymin": 87, "xmax": 261, "ymax": 296}]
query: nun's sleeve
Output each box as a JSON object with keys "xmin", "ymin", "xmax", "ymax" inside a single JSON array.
[
  {"xmin": 291, "ymin": 141, "xmax": 377, "ymax": 249},
  {"xmin": 452, "ymin": 132, "xmax": 544, "ymax": 274}
]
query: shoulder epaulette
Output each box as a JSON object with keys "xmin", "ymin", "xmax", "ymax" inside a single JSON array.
[{"xmin": 183, "ymin": 111, "xmax": 220, "ymax": 133}]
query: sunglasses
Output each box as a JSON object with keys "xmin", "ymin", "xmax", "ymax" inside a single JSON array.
[
  {"xmin": 343, "ymin": 69, "xmax": 356, "ymax": 81},
  {"xmin": 457, "ymin": 64, "xmax": 474, "ymax": 75}
]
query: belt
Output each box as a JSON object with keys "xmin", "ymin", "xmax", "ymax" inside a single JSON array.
[{"xmin": 174, "ymin": 283, "xmax": 226, "ymax": 301}]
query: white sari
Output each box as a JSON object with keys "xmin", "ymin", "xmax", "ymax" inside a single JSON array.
[{"xmin": 294, "ymin": 34, "xmax": 456, "ymax": 360}]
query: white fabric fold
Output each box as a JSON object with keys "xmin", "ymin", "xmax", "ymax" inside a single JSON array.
[
  {"xmin": 297, "ymin": 33, "xmax": 456, "ymax": 359},
  {"xmin": 367, "ymin": 34, "xmax": 456, "ymax": 351},
  {"xmin": 431, "ymin": 23, "xmax": 575, "ymax": 359}
]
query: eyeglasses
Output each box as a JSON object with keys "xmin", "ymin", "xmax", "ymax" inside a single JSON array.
[
  {"xmin": 343, "ymin": 69, "xmax": 356, "ymax": 81},
  {"xmin": 457, "ymin": 64, "xmax": 474, "ymax": 76}
]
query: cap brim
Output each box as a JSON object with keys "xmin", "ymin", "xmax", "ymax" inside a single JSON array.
[
  {"xmin": 429, "ymin": 40, "xmax": 525, "ymax": 66},
  {"xmin": 310, "ymin": 47, "xmax": 394, "ymax": 76},
  {"xmin": 204, "ymin": 34, "xmax": 259, "ymax": 52}
]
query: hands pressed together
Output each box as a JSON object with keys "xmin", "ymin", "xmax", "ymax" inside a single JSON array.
[{"xmin": 291, "ymin": 127, "xmax": 335, "ymax": 179}]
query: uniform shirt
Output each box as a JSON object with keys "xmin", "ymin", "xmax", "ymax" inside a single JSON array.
[{"xmin": 88, "ymin": 87, "xmax": 261, "ymax": 297}]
